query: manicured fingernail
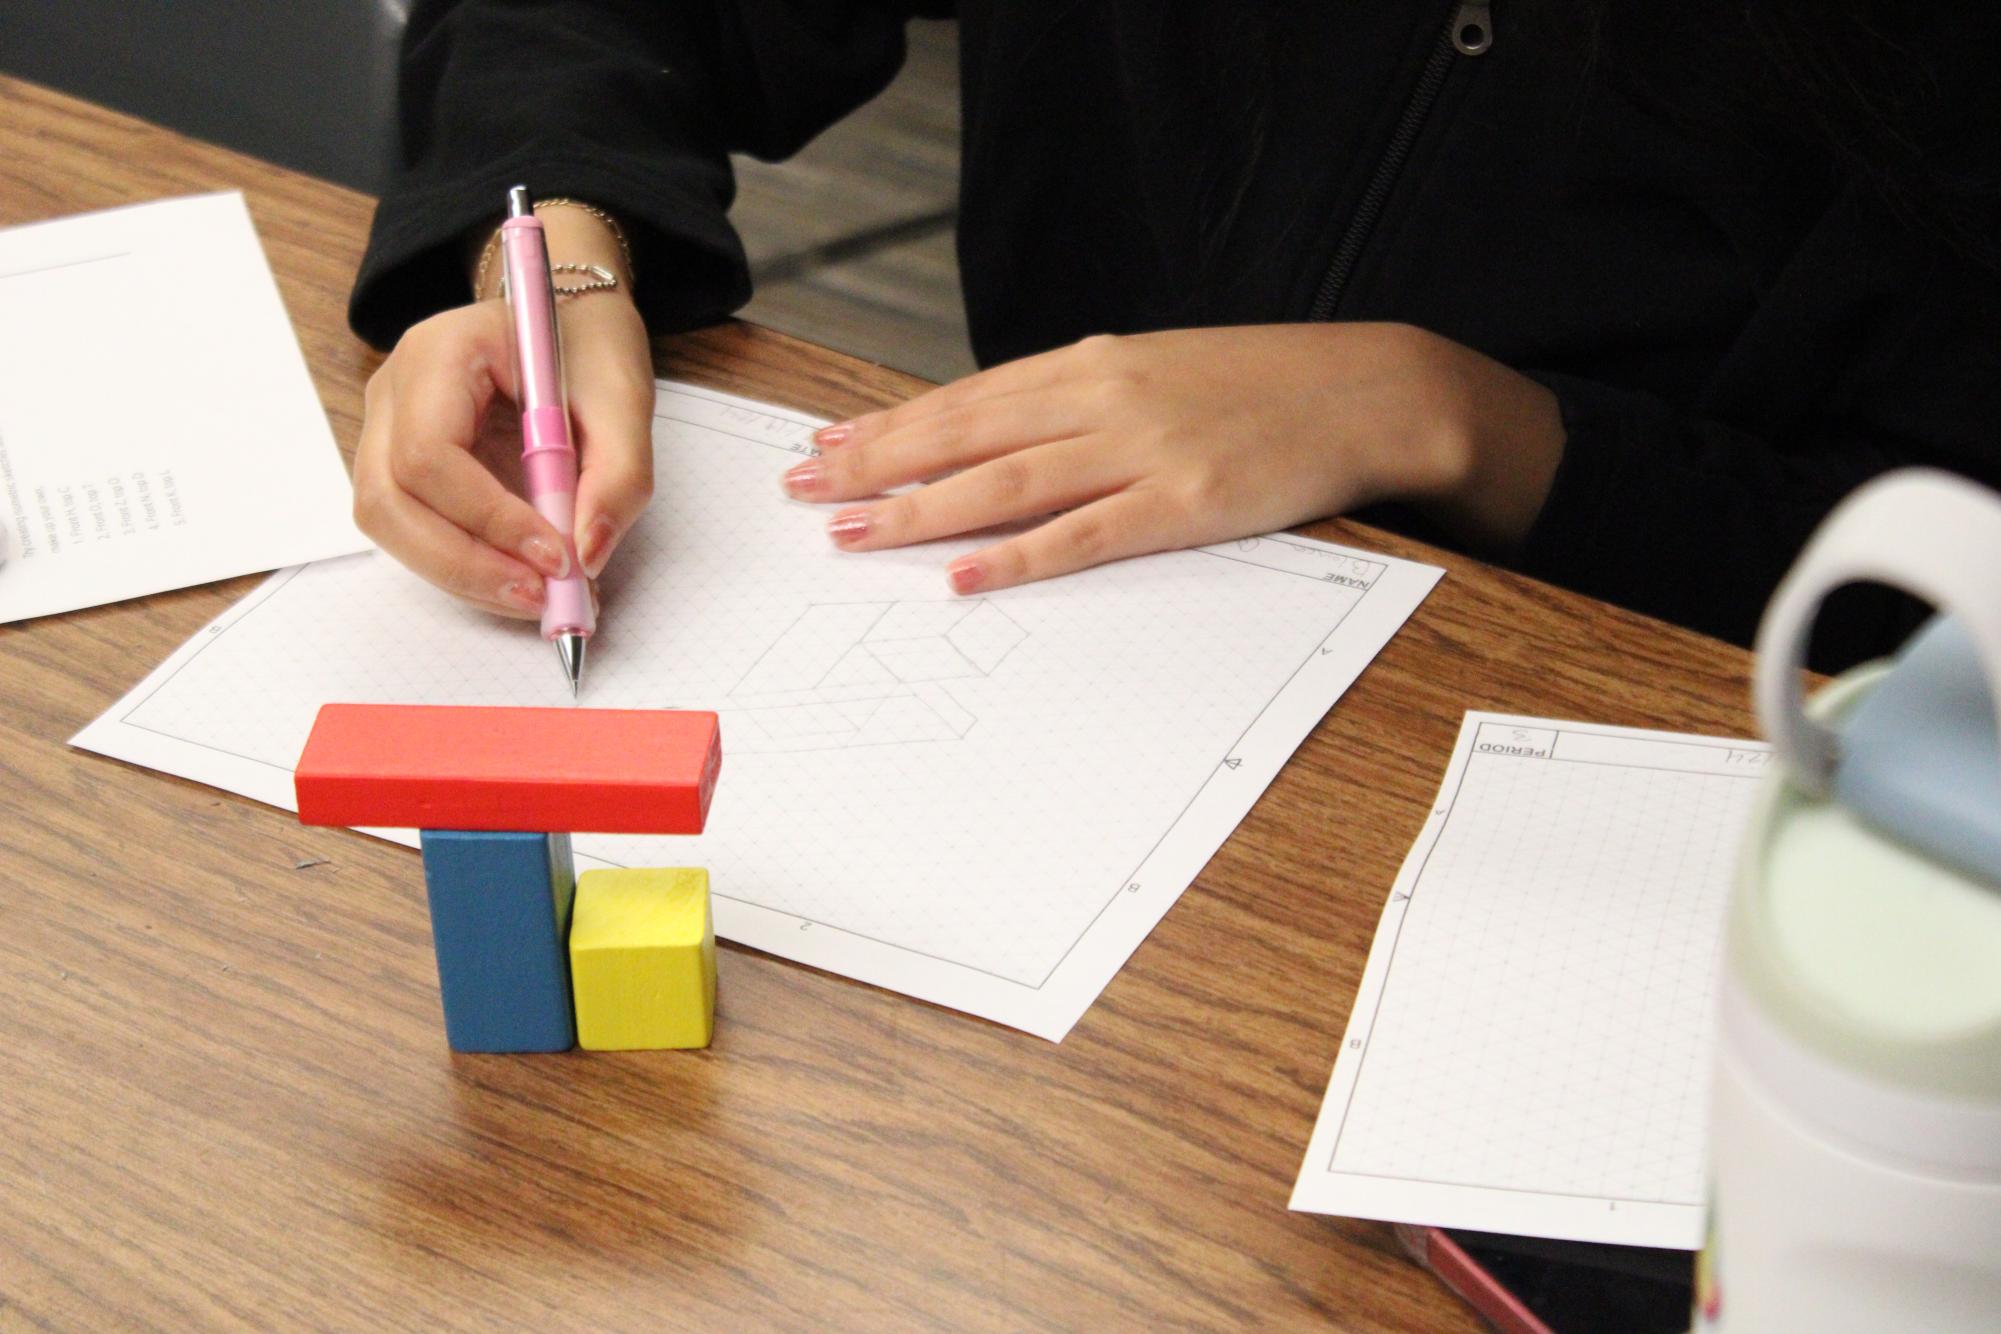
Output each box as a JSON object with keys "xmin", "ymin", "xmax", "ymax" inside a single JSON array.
[
  {"xmin": 783, "ymin": 460, "xmax": 824, "ymax": 497},
  {"xmin": 827, "ymin": 509, "xmax": 872, "ymax": 547},
  {"xmin": 502, "ymin": 580, "xmax": 545, "ymax": 613},
  {"xmin": 521, "ymin": 534, "xmax": 569, "ymax": 579},
  {"xmin": 813, "ymin": 422, "xmax": 854, "ymax": 448},
  {"xmin": 579, "ymin": 515, "xmax": 616, "ymax": 577},
  {"xmin": 947, "ymin": 557, "xmax": 985, "ymax": 595}
]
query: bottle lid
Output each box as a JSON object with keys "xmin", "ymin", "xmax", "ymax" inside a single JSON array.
[
  {"xmin": 1747, "ymin": 470, "xmax": 2001, "ymax": 1098},
  {"xmin": 1747, "ymin": 669, "xmax": 2001, "ymax": 1098}
]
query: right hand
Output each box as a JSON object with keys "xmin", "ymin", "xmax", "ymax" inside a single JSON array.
[{"xmin": 352, "ymin": 254, "xmax": 655, "ymax": 618}]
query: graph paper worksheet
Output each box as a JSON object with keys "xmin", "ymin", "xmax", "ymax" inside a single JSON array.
[
  {"xmin": 75, "ymin": 382, "xmax": 1439, "ymax": 1040},
  {"xmin": 1291, "ymin": 713, "xmax": 1769, "ymax": 1247}
]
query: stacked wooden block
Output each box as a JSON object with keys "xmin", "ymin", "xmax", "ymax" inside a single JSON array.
[{"xmin": 294, "ymin": 704, "xmax": 723, "ymax": 1052}]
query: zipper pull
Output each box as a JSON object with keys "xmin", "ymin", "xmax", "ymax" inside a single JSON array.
[{"xmin": 1452, "ymin": 0, "xmax": 1493, "ymax": 55}]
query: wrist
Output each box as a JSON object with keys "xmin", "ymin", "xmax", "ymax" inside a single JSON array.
[
  {"xmin": 1331, "ymin": 324, "xmax": 1478, "ymax": 512},
  {"xmin": 467, "ymin": 200, "xmax": 636, "ymax": 303},
  {"xmin": 1404, "ymin": 330, "xmax": 1565, "ymax": 552}
]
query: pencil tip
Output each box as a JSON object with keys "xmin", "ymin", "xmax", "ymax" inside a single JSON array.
[{"xmin": 555, "ymin": 633, "xmax": 586, "ymax": 698}]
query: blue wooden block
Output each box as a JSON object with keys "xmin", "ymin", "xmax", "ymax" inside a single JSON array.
[{"xmin": 417, "ymin": 830, "xmax": 576, "ymax": 1053}]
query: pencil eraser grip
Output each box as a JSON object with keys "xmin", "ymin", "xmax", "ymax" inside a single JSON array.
[
  {"xmin": 294, "ymin": 704, "xmax": 721, "ymax": 834},
  {"xmin": 523, "ymin": 444, "xmax": 575, "ymax": 499},
  {"xmin": 542, "ymin": 572, "xmax": 594, "ymax": 639},
  {"xmin": 521, "ymin": 407, "xmax": 572, "ymax": 458}
]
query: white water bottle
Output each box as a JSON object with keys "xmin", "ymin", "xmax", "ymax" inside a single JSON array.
[{"xmin": 1700, "ymin": 470, "xmax": 2001, "ymax": 1329}]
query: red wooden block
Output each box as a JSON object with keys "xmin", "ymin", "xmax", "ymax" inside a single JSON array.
[{"xmin": 294, "ymin": 704, "xmax": 721, "ymax": 834}]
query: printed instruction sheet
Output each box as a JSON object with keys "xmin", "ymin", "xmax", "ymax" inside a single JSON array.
[
  {"xmin": 75, "ymin": 381, "xmax": 1439, "ymax": 1040},
  {"xmin": 1291, "ymin": 713, "xmax": 1769, "ymax": 1246},
  {"xmin": 0, "ymin": 192, "xmax": 367, "ymax": 622}
]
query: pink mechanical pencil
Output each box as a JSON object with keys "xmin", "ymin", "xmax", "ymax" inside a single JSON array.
[{"xmin": 500, "ymin": 185, "xmax": 596, "ymax": 694}]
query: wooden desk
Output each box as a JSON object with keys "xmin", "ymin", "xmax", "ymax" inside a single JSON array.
[{"xmin": 0, "ymin": 76, "xmax": 1749, "ymax": 1331}]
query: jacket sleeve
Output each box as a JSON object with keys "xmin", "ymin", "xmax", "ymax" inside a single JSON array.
[
  {"xmin": 349, "ymin": 0, "xmax": 938, "ymax": 349},
  {"xmin": 1515, "ymin": 190, "xmax": 2001, "ymax": 674}
]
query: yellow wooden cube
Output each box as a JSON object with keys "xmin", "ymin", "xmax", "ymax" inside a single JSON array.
[{"xmin": 568, "ymin": 867, "xmax": 716, "ymax": 1050}]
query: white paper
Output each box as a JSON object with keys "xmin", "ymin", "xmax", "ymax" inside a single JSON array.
[
  {"xmin": 74, "ymin": 380, "xmax": 1438, "ymax": 1040},
  {"xmin": 1291, "ymin": 713, "xmax": 1771, "ymax": 1247},
  {"xmin": 0, "ymin": 193, "xmax": 367, "ymax": 621}
]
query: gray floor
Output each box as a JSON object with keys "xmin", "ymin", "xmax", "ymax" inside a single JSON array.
[{"xmin": 731, "ymin": 20, "xmax": 974, "ymax": 385}]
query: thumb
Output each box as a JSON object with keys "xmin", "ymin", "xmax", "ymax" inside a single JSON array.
[{"xmin": 563, "ymin": 300, "xmax": 656, "ymax": 577}]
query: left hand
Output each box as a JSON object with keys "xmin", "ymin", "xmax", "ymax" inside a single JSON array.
[{"xmin": 780, "ymin": 323, "xmax": 1565, "ymax": 593}]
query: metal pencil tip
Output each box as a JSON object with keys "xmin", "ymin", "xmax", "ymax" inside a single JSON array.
[{"xmin": 555, "ymin": 632, "xmax": 586, "ymax": 698}]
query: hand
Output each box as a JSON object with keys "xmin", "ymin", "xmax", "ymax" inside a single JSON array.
[
  {"xmin": 782, "ymin": 324, "xmax": 1565, "ymax": 593},
  {"xmin": 352, "ymin": 226, "xmax": 653, "ymax": 617}
]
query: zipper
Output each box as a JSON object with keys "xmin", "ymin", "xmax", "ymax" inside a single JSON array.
[{"xmin": 1307, "ymin": 0, "xmax": 1493, "ymax": 321}]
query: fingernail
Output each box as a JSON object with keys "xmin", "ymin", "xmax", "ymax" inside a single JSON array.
[
  {"xmin": 579, "ymin": 515, "xmax": 616, "ymax": 577},
  {"xmin": 521, "ymin": 535, "xmax": 569, "ymax": 579},
  {"xmin": 783, "ymin": 460, "xmax": 824, "ymax": 497},
  {"xmin": 813, "ymin": 422, "xmax": 854, "ymax": 448},
  {"xmin": 827, "ymin": 509, "xmax": 872, "ymax": 547},
  {"xmin": 502, "ymin": 580, "xmax": 545, "ymax": 613},
  {"xmin": 947, "ymin": 556, "xmax": 985, "ymax": 595}
]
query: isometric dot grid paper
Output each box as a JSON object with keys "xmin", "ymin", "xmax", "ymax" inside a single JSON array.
[
  {"xmin": 74, "ymin": 382, "xmax": 1439, "ymax": 1040},
  {"xmin": 1290, "ymin": 713, "xmax": 1769, "ymax": 1246}
]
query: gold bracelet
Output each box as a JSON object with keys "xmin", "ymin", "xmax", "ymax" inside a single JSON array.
[
  {"xmin": 550, "ymin": 263, "xmax": 622, "ymax": 297},
  {"xmin": 472, "ymin": 197, "xmax": 634, "ymax": 301}
]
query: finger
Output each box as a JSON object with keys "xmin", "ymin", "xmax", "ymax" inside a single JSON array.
[
  {"xmin": 815, "ymin": 334, "xmax": 1120, "ymax": 449},
  {"xmin": 460, "ymin": 597, "xmax": 545, "ymax": 622},
  {"xmin": 825, "ymin": 435, "xmax": 1131, "ymax": 551},
  {"xmin": 452, "ymin": 576, "xmax": 596, "ymax": 626},
  {"xmin": 570, "ymin": 373, "xmax": 656, "ymax": 580},
  {"xmin": 563, "ymin": 301, "xmax": 657, "ymax": 577},
  {"xmin": 387, "ymin": 423, "xmax": 570, "ymax": 579},
  {"xmin": 464, "ymin": 298, "xmax": 521, "ymax": 402},
  {"xmin": 384, "ymin": 310, "xmax": 568, "ymax": 578},
  {"xmin": 356, "ymin": 465, "xmax": 548, "ymax": 616},
  {"xmin": 943, "ymin": 489, "xmax": 1177, "ymax": 594},
  {"xmin": 785, "ymin": 389, "xmax": 1090, "ymax": 503}
]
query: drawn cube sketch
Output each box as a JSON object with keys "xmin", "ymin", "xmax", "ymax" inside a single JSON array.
[
  {"xmin": 733, "ymin": 603, "xmax": 888, "ymax": 695},
  {"xmin": 866, "ymin": 599, "xmax": 974, "ymax": 641},
  {"xmin": 945, "ymin": 600, "xmax": 1028, "ymax": 673},
  {"xmin": 861, "ymin": 636, "xmax": 980, "ymax": 684},
  {"xmin": 727, "ymin": 599, "xmax": 1028, "ymax": 750}
]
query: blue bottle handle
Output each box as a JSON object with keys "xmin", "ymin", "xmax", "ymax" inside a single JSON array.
[
  {"xmin": 1757, "ymin": 469, "xmax": 2001, "ymax": 796},
  {"xmin": 1756, "ymin": 469, "xmax": 2001, "ymax": 882}
]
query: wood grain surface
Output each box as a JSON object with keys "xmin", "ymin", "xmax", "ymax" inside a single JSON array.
[{"xmin": 0, "ymin": 75, "xmax": 1745, "ymax": 1332}]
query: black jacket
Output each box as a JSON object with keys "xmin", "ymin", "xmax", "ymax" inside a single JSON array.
[{"xmin": 350, "ymin": 1, "xmax": 2001, "ymax": 671}]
